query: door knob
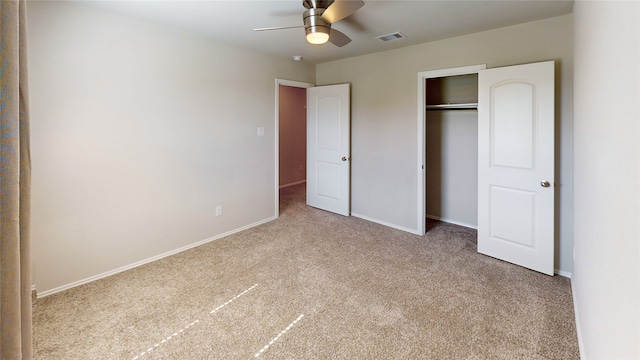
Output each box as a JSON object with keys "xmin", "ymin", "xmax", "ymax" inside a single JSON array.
[
  {"xmin": 341, "ymin": 156, "xmax": 348, "ymax": 161},
  {"xmin": 540, "ymin": 181, "xmax": 551, "ymax": 188}
]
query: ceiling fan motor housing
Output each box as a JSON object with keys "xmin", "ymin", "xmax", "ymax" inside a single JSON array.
[{"xmin": 303, "ymin": 8, "xmax": 331, "ymax": 38}]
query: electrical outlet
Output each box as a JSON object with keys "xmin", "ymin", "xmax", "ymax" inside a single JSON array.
[
  {"xmin": 215, "ymin": 205, "xmax": 223, "ymax": 216},
  {"xmin": 299, "ymin": 164, "xmax": 303, "ymax": 171},
  {"xmin": 257, "ymin": 127, "xmax": 265, "ymax": 137}
]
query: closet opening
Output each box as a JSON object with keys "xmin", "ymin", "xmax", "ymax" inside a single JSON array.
[{"xmin": 425, "ymin": 73, "xmax": 479, "ymax": 231}]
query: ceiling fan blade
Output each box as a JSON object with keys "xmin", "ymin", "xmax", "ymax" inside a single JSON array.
[
  {"xmin": 322, "ymin": 0, "xmax": 364, "ymax": 24},
  {"xmin": 254, "ymin": 25, "xmax": 304, "ymax": 31},
  {"xmin": 329, "ymin": 28, "xmax": 351, "ymax": 47}
]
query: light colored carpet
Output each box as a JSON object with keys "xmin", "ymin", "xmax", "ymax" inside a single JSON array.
[{"xmin": 33, "ymin": 184, "xmax": 579, "ymax": 359}]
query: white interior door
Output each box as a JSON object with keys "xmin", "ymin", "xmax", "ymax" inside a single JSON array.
[
  {"xmin": 477, "ymin": 61, "xmax": 555, "ymax": 275},
  {"xmin": 307, "ymin": 84, "xmax": 351, "ymax": 216}
]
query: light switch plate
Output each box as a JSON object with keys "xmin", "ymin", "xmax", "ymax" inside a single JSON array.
[{"xmin": 257, "ymin": 127, "xmax": 266, "ymax": 137}]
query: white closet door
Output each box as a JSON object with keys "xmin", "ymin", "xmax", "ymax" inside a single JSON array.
[{"xmin": 477, "ymin": 61, "xmax": 555, "ymax": 275}]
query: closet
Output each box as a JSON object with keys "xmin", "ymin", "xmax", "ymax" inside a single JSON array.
[
  {"xmin": 425, "ymin": 74, "xmax": 478, "ymax": 229},
  {"xmin": 420, "ymin": 61, "xmax": 555, "ymax": 275}
]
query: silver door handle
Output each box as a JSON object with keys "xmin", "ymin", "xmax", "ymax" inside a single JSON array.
[
  {"xmin": 540, "ymin": 181, "xmax": 551, "ymax": 188},
  {"xmin": 341, "ymin": 156, "xmax": 348, "ymax": 161}
]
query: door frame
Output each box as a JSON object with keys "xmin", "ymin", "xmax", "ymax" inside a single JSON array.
[
  {"xmin": 274, "ymin": 79, "xmax": 314, "ymax": 218},
  {"xmin": 416, "ymin": 64, "xmax": 486, "ymax": 235}
]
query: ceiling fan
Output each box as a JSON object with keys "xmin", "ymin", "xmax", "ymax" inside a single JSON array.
[{"xmin": 254, "ymin": 0, "xmax": 365, "ymax": 47}]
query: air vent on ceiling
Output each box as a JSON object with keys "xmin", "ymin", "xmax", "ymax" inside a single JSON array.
[{"xmin": 376, "ymin": 32, "xmax": 406, "ymax": 42}]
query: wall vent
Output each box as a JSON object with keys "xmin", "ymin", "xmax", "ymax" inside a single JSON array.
[{"xmin": 376, "ymin": 32, "xmax": 406, "ymax": 42}]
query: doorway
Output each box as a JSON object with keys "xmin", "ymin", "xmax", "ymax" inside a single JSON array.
[
  {"xmin": 425, "ymin": 73, "xmax": 479, "ymax": 230},
  {"xmin": 275, "ymin": 79, "xmax": 313, "ymax": 217},
  {"xmin": 417, "ymin": 65, "xmax": 486, "ymax": 235}
]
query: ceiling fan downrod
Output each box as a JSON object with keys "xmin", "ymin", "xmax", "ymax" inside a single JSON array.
[{"xmin": 302, "ymin": 0, "xmax": 335, "ymax": 10}]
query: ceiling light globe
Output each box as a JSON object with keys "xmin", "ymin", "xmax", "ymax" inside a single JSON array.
[
  {"xmin": 306, "ymin": 27, "xmax": 330, "ymax": 45},
  {"xmin": 306, "ymin": 32, "xmax": 329, "ymax": 45}
]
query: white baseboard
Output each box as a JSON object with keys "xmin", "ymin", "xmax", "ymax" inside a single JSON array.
[
  {"xmin": 36, "ymin": 216, "xmax": 277, "ymax": 298},
  {"xmin": 555, "ymin": 269, "xmax": 573, "ymax": 278},
  {"xmin": 351, "ymin": 213, "xmax": 421, "ymax": 235},
  {"xmin": 279, "ymin": 180, "xmax": 306, "ymax": 189},
  {"xmin": 571, "ymin": 279, "xmax": 586, "ymax": 359},
  {"xmin": 426, "ymin": 214, "xmax": 477, "ymax": 230}
]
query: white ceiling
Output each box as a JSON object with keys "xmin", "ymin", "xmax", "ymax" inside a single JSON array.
[{"xmin": 75, "ymin": 0, "xmax": 574, "ymax": 64}]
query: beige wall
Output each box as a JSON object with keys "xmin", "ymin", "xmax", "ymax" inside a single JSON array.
[
  {"xmin": 27, "ymin": 1, "xmax": 315, "ymax": 295},
  {"xmin": 278, "ymin": 85, "xmax": 307, "ymax": 187},
  {"xmin": 316, "ymin": 14, "xmax": 574, "ymax": 274},
  {"xmin": 572, "ymin": 1, "xmax": 639, "ymax": 358}
]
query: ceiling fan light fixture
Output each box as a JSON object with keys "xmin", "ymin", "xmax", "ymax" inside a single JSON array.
[
  {"xmin": 257, "ymin": 1, "xmax": 361, "ymax": 48},
  {"xmin": 306, "ymin": 26, "xmax": 330, "ymax": 45}
]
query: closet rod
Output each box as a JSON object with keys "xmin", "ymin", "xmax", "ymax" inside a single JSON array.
[{"xmin": 426, "ymin": 103, "xmax": 478, "ymax": 110}]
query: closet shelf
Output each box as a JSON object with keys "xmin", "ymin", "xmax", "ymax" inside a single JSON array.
[{"xmin": 426, "ymin": 102, "xmax": 478, "ymax": 110}]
